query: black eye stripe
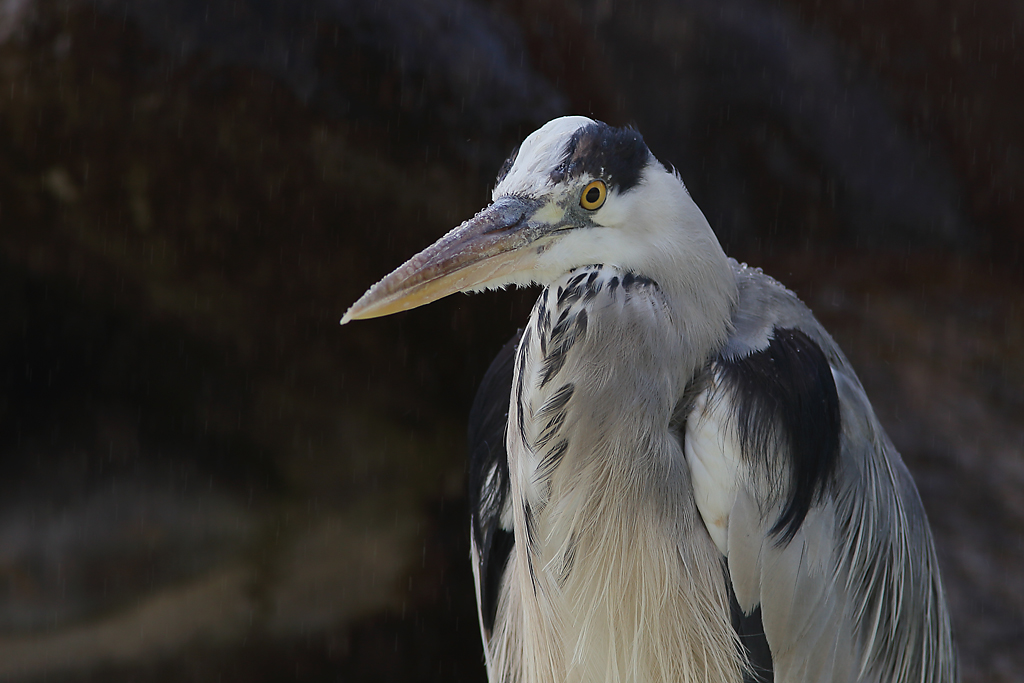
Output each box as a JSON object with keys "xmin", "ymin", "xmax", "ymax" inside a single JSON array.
[{"xmin": 550, "ymin": 122, "xmax": 650, "ymax": 192}]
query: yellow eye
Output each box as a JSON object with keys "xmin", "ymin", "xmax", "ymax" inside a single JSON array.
[{"xmin": 580, "ymin": 180, "xmax": 607, "ymax": 210}]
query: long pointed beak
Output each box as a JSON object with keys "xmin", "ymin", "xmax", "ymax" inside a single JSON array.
[{"xmin": 341, "ymin": 196, "xmax": 549, "ymax": 324}]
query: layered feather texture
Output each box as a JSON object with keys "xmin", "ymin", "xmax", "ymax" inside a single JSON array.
[
  {"xmin": 460, "ymin": 117, "xmax": 955, "ymax": 683},
  {"xmin": 487, "ymin": 265, "xmax": 744, "ymax": 683},
  {"xmin": 469, "ymin": 262, "xmax": 956, "ymax": 683}
]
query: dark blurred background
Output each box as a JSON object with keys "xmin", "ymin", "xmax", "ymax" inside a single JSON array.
[{"xmin": 0, "ymin": 0, "xmax": 1021, "ymax": 680}]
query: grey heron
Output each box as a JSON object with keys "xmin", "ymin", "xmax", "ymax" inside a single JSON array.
[{"xmin": 342, "ymin": 116, "xmax": 956, "ymax": 683}]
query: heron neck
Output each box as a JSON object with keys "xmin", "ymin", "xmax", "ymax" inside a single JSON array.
[
  {"xmin": 500, "ymin": 262, "xmax": 745, "ymax": 683},
  {"xmin": 633, "ymin": 194, "xmax": 738, "ymax": 371}
]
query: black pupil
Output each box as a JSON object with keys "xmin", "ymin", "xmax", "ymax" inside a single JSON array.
[{"xmin": 585, "ymin": 186, "xmax": 601, "ymax": 204}]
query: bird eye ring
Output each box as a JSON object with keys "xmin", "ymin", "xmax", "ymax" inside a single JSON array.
[{"xmin": 580, "ymin": 180, "xmax": 607, "ymax": 210}]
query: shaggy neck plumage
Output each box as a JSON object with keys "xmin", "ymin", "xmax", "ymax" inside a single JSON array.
[{"xmin": 493, "ymin": 254, "xmax": 743, "ymax": 683}]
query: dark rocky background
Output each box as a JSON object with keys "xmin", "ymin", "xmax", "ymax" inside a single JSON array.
[{"xmin": 0, "ymin": 0, "xmax": 1021, "ymax": 680}]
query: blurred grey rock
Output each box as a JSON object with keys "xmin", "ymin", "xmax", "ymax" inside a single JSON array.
[
  {"xmin": 94, "ymin": 0, "xmax": 567, "ymax": 171},
  {"xmin": 0, "ymin": 475, "xmax": 253, "ymax": 631}
]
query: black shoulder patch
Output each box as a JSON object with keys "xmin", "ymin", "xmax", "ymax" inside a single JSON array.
[
  {"xmin": 468, "ymin": 330, "xmax": 522, "ymax": 634},
  {"xmin": 716, "ymin": 328, "xmax": 841, "ymax": 544},
  {"xmin": 550, "ymin": 121, "xmax": 651, "ymax": 192}
]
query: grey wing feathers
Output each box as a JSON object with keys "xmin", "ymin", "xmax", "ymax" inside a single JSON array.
[
  {"xmin": 468, "ymin": 331, "xmax": 522, "ymax": 638},
  {"xmin": 697, "ymin": 261, "xmax": 956, "ymax": 682}
]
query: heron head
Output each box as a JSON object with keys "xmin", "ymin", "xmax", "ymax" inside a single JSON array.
[{"xmin": 342, "ymin": 116, "xmax": 705, "ymax": 323}]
